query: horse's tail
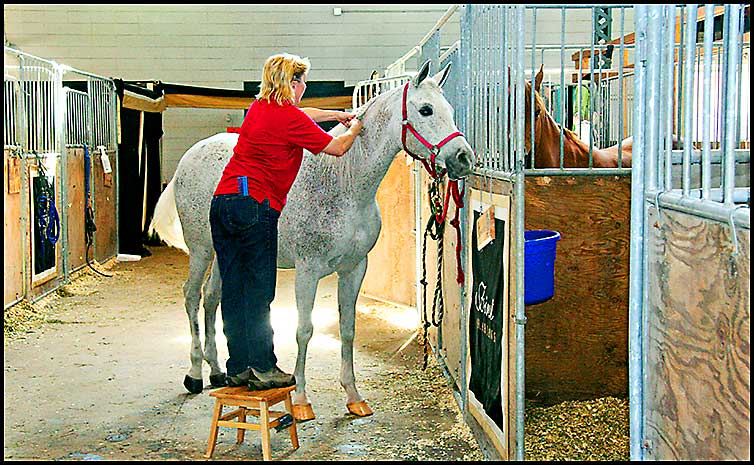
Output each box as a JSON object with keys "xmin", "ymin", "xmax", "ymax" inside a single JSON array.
[{"xmin": 148, "ymin": 179, "xmax": 189, "ymax": 253}]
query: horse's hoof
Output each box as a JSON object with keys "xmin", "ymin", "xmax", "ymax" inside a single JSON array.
[
  {"xmin": 209, "ymin": 373, "xmax": 227, "ymax": 387},
  {"xmin": 183, "ymin": 375, "xmax": 204, "ymax": 394},
  {"xmin": 347, "ymin": 401, "xmax": 373, "ymax": 417},
  {"xmin": 292, "ymin": 403, "xmax": 316, "ymax": 422}
]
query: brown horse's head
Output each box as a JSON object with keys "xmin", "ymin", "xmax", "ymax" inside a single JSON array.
[{"xmin": 523, "ymin": 64, "xmax": 547, "ymax": 158}]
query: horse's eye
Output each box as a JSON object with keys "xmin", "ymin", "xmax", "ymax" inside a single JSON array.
[
  {"xmin": 419, "ymin": 105, "xmax": 433, "ymax": 116},
  {"xmin": 535, "ymin": 109, "xmax": 541, "ymax": 118}
]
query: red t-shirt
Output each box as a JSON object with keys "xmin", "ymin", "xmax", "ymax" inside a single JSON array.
[{"xmin": 214, "ymin": 99, "xmax": 334, "ymax": 211}]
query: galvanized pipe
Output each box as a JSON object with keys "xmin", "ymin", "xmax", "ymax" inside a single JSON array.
[
  {"xmin": 663, "ymin": 7, "xmax": 676, "ymax": 191},
  {"xmin": 628, "ymin": 5, "xmax": 648, "ymax": 460},
  {"xmin": 681, "ymin": 5, "xmax": 698, "ymax": 197},
  {"xmin": 722, "ymin": 4, "xmax": 743, "ymax": 205},
  {"xmin": 647, "ymin": 6, "xmax": 663, "ymax": 193},
  {"xmin": 459, "ymin": 3, "xmax": 471, "ymax": 416},
  {"xmin": 701, "ymin": 4, "xmax": 715, "ymax": 200},
  {"xmin": 54, "ymin": 63, "xmax": 70, "ymax": 284},
  {"xmin": 513, "ymin": 5, "xmax": 526, "ymax": 461}
]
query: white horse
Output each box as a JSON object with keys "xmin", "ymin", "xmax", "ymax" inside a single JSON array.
[{"xmin": 149, "ymin": 61, "xmax": 474, "ymax": 420}]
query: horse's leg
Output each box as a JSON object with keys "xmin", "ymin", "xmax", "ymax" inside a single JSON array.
[
  {"xmin": 337, "ymin": 258, "xmax": 373, "ymax": 417},
  {"xmin": 202, "ymin": 257, "xmax": 226, "ymax": 387},
  {"xmin": 291, "ymin": 269, "xmax": 319, "ymax": 421},
  {"xmin": 183, "ymin": 250, "xmax": 212, "ymax": 394}
]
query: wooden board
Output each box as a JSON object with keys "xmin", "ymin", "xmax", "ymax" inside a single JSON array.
[
  {"xmin": 361, "ymin": 151, "xmax": 416, "ymax": 307},
  {"xmin": 4, "ymin": 149, "xmax": 24, "ymax": 306},
  {"xmin": 65, "ymin": 148, "xmax": 87, "ymax": 271},
  {"xmin": 524, "ymin": 175, "xmax": 631, "ymax": 404},
  {"xmin": 643, "ymin": 208, "xmax": 750, "ymax": 460},
  {"xmin": 93, "ymin": 149, "xmax": 118, "ymax": 262}
]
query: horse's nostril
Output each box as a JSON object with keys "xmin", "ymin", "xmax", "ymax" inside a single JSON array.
[{"xmin": 457, "ymin": 150, "xmax": 473, "ymax": 167}]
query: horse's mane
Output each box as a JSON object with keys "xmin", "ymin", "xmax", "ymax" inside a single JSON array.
[{"xmin": 307, "ymin": 86, "xmax": 399, "ymax": 190}]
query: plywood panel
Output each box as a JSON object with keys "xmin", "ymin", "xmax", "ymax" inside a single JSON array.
[
  {"xmin": 4, "ymin": 149, "xmax": 24, "ymax": 306},
  {"xmin": 524, "ymin": 175, "xmax": 631, "ymax": 404},
  {"xmin": 465, "ymin": 175, "xmax": 518, "ymax": 459},
  {"xmin": 65, "ymin": 148, "xmax": 87, "ymax": 271},
  {"xmin": 644, "ymin": 208, "xmax": 750, "ymax": 461},
  {"xmin": 361, "ymin": 151, "xmax": 416, "ymax": 307},
  {"xmin": 438, "ymin": 179, "xmax": 469, "ymax": 386},
  {"xmin": 93, "ymin": 149, "xmax": 118, "ymax": 262}
]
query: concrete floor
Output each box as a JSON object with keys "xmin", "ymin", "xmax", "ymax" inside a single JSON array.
[{"xmin": 3, "ymin": 245, "xmax": 483, "ymax": 461}]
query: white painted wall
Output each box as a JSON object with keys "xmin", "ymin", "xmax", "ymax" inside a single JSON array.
[
  {"xmin": 4, "ymin": 4, "xmax": 459, "ymax": 182},
  {"xmin": 4, "ymin": 5, "xmax": 635, "ymax": 181}
]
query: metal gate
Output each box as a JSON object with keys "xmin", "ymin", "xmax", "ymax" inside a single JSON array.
[
  {"xmin": 3, "ymin": 46, "xmax": 119, "ymax": 308},
  {"xmin": 629, "ymin": 5, "xmax": 750, "ymax": 460}
]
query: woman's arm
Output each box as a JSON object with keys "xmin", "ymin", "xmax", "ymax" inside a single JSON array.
[
  {"xmin": 322, "ymin": 119, "xmax": 363, "ymax": 157},
  {"xmin": 301, "ymin": 108, "xmax": 354, "ymax": 125}
]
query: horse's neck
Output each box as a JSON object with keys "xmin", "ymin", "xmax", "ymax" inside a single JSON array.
[
  {"xmin": 536, "ymin": 115, "xmax": 609, "ymax": 167},
  {"xmin": 302, "ymin": 89, "xmax": 403, "ymax": 202}
]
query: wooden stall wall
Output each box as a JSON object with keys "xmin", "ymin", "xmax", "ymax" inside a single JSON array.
[
  {"xmin": 463, "ymin": 175, "xmax": 518, "ymax": 460},
  {"xmin": 93, "ymin": 149, "xmax": 118, "ymax": 263},
  {"xmin": 4, "ymin": 149, "xmax": 24, "ymax": 306},
  {"xmin": 65, "ymin": 148, "xmax": 87, "ymax": 271},
  {"xmin": 644, "ymin": 208, "xmax": 750, "ymax": 461},
  {"xmin": 361, "ymin": 151, "xmax": 416, "ymax": 307},
  {"xmin": 524, "ymin": 175, "xmax": 631, "ymax": 404}
]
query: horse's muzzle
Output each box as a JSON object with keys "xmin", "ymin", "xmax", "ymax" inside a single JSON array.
[{"xmin": 446, "ymin": 147, "xmax": 475, "ymax": 180}]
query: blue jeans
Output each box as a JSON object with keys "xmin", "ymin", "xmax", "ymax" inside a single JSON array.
[{"xmin": 209, "ymin": 194, "xmax": 280, "ymax": 377}]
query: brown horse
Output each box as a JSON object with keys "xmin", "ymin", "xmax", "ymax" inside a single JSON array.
[{"xmin": 524, "ymin": 65, "xmax": 633, "ymax": 168}]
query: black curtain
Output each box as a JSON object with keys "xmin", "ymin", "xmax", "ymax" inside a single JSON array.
[{"xmin": 116, "ymin": 107, "xmax": 163, "ymax": 256}]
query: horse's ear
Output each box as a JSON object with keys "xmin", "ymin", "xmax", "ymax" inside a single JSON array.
[
  {"xmin": 432, "ymin": 62, "xmax": 452, "ymax": 88},
  {"xmin": 413, "ymin": 60, "xmax": 431, "ymax": 87},
  {"xmin": 535, "ymin": 64, "xmax": 544, "ymax": 92}
]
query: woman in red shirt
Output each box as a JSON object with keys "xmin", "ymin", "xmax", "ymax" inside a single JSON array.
[{"xmin": 210, "ymin": 53, "xmax": 363, "ymax": 390}]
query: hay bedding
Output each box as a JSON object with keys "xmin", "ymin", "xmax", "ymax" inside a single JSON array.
[
  {"xmin": 4, "ymin": 259, "xmax": 117, "ymax": 339},
  {"xmin": 525, "ymin": 396, "xmax": 630, "ymax": 460}
]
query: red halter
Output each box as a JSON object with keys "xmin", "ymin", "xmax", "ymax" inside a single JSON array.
[
  {"xmin": 400, "ymin": 82, "xmax": 466, "ymax": 285},
  {"xmin": 401, "ymin": 82, "xmax": 465, "ymax": 180}
]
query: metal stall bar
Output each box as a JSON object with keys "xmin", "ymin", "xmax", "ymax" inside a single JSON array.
[
  {"xmin": 722, "ymin": 4, "xmax": 743, "ymax": 205},
  {"xmin": 559, "ymin": 7, "xmax": 565, "ymax": 168},
  {"xmin": 628, "ymin": 5, "xmax": 649, "ymax": 460},
  {"xmin": 458, "ymin": 3, "xmax": 471, "ymax": 416},
  {"xmin": 663, "ymin": 7, "xmax": 676, "ymax": 192},
  {"xmin": 512, "ymin": 6, "xmax": 527, "ymax": 460},
  {"xmin": 681, "ymin": 5, "xmax": 698, "ymax": 198},
  {"xmin": 701, "ymin": 4, "xmax": 715, "ymax": 200}
]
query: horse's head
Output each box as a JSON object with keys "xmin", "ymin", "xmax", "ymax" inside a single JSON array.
[
  {"xmin": 523, "ymin": 64, "xmax": 547, "ymax": 156},
  {"xmin": 401, "ymin": 60, "xmax": 475, "ymax": 180}
]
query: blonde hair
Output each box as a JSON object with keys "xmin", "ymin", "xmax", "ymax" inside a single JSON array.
[{"xmin": 256, "ymin": 53, "xmax": 311, "ymax": 105}]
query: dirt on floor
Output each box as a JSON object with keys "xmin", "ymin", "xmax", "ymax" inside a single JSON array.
[{"xmin": 4, "ymin": 245, "xmax": 485, "ymax": 461}]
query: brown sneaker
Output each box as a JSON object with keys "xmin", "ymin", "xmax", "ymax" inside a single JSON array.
[
  {"xmin": 248, "ymin": 366, "xmax": 296, "ymax": 390},
  {"xmin": 227, "ymin": 368, "xmax": 258, "ymax": 387}
]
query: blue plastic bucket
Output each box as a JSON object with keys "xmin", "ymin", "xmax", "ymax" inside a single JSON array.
[{"xmin": 524, "ymin": 230, "xmax": 561, "ymax": 305}]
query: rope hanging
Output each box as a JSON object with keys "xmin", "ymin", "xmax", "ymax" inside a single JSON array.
[
  {"xmin": 33, "ymin": 152, "xmax": 60, "ymax": 262},
  {"xmin": 418, "ymin": 177, "xmax": 465, "ymax": 370},
  {"xmin": 84, "ymin": 144, "xmax": 112, "ymax": 278}
]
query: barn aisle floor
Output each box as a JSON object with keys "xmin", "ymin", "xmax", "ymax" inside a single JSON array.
[{"xmin": 4, "ymin": 245, "xmax": 484, "ymax": 461}]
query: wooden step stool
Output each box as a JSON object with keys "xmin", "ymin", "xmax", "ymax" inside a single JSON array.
[{"xmin": 205, "ymin": 385, "xmax": 299, "ymax": 460}]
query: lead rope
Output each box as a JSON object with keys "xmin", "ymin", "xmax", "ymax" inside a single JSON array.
[
  {"xmin": 84, "ymin": 144, "xmax": 113, "ymax": 278},
  {"xmin": 419, "ymin": 177, "xmax": 449, "ymax": 370},
  {"xmin": 34, "ymin": 151, "xmax": 60, "ymax": 262}
]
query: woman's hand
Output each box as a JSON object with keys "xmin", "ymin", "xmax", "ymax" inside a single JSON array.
[
  {"xmin": 334, "ymin": 111, "xmax": 356, "ymax": 127},
  {"xmin": 349, "ymin": 118, "xmax": 363, "ymax": 135}
]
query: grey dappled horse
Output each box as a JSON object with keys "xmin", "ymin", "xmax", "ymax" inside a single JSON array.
[{"xmin": 149, "ymin": 61, "xmax": 475, "ymax": 420}]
